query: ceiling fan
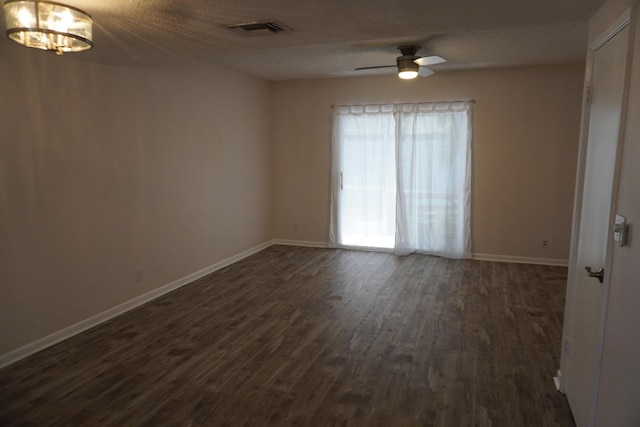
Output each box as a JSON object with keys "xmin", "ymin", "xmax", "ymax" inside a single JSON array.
[{"xmin": 355, "ymin": 45, "xmax": 446, "ymax": 79}]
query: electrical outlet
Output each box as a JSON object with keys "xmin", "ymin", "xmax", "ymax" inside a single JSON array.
[
  {"xmin": 293, "ymin": 223, "xmax": 299, "ymax": 232},
  {"xmin": 542, "ymin": 240, "xmax": 549, "ymax": 248},
  {"xmin": 135, "ymin": 268, "xmax": 143, "ymax": 282},
  {"xmin": 563, "ymin": 338, "xmax": 571, "ymax": 355}
]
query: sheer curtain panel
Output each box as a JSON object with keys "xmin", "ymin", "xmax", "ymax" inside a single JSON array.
[
  {"xmin": 395, "ymin": 102, "xmax": 472, "ymax": 258},
  {"xmin": 330, "ymin": 101, "xmax": 472, "ymax": 259},
  {"xmin": 330, "ymin": 104, "xmax": 397, "ymax": 249}
]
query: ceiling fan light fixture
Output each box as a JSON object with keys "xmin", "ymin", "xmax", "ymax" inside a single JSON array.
[
  {"xmin": 3, "ymin": 0, "xmax": 93, "ymax": 55},
  {"xmin": 397, "ymin": 57, "xmax": 419, "ymax": 80},
  {"xmin": 398, "ymin": 69, "xmax": 419, "ymax": 79}
]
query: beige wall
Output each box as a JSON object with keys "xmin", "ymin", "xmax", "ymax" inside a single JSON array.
[
  {"xmin": 0, "ymin": 48, "xmax": 272, "ymax": 356},
  {"xmin": 272, "ymin": 64, "xmax": 584, "ymax": 261},
  {"xmin": 0, "ymin": 52, "xmax": 586, "ymax": 360}
]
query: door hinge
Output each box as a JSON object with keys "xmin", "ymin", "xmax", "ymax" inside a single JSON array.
[{"xmin": 586, "ymin": 86, "xmax": 593, "ymax": 105}]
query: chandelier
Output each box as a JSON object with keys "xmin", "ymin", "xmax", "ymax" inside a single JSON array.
[{"xmin": 3, "ymin": 0, "xmax": 92, "ymax": 54}]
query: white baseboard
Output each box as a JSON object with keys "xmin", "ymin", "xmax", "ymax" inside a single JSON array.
[
  {"xmin": 272, "ymin": 239, "xmax": 331, "ymax": 248},
  {"xmin": 472, "ymin": 253, "xmax": 569, "ymax": 267},
  {"xmin": 273, "ymin": 243, "xmax": 569, "ymax": 266},
  {"xmin": 272, "ymin": 243, "xmax": 569, "ymax": 266},
  {"xmin": 553, "ymin": 369, "xmax": 563, "ymax": 392},
  {"xmin": 0, "ymin": 240, "xmax": 274, "ymax": 369}
]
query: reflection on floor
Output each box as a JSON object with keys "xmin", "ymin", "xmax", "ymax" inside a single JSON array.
[{"xmin": 0, "ymin": 245, "xmax": 575, "ymax": 426}]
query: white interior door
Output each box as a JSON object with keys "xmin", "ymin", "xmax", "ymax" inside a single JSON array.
[{"xmin": 565, "ymin": 23, "xmax": 629, "ymax": 427}]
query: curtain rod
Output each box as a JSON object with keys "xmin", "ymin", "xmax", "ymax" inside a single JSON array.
[{"xmin": 331, "ymin": 100, "xmax": 475, "ymax": 108}]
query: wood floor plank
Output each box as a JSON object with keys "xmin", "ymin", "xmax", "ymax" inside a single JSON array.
[{"xmin": 0, "ymin": 246, "xmax": 575, "ymax": 426}]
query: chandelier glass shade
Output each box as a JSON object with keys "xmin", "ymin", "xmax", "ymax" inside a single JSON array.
[{"xmin": 3, "ymin": 0, "xmax": 92, "ymax": 54}]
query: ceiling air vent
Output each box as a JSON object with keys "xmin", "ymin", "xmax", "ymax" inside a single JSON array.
[{"xmin": 227, "ymin": 20, "xmax": 290, "ymax": 35}]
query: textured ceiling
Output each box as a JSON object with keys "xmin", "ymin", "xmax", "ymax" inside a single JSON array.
[{"xmin": 1, "ymin": 0, "xmax": 605, "ymax": 80}]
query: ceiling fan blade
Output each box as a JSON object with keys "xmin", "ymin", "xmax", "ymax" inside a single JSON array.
[
  {"xmin": 419, "ymin": 67, "xmax": 435, "ymax": 77},
  {"xmin": 414, "ymin": 55, "xmax": 446, "ymax": 66},
  {"xmin": 355, "ymin": 65, "xmax": 396, "ymax": 71}
]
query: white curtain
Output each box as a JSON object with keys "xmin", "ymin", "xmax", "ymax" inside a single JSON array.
[
  {"xmin": 330, "ymin": 104, "xmax": 397, "ymax": 250},
  {"xmin": 330, "ymin": 101, "xmax": 472, "ymax": 259}
]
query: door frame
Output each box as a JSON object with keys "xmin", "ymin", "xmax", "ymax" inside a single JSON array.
[{"xmin": 559, "ymin": 6, "xmax": 634, "ymax": 422}]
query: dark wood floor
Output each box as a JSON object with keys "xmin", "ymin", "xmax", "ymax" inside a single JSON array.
[{"xmin": 0, "ymin": 246, "xmax": 575, "ymax": 426}]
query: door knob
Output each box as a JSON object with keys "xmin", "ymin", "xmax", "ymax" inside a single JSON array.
[{"xmin": 585, "ymin": 266, "xmax": 604, "ymax": 283}]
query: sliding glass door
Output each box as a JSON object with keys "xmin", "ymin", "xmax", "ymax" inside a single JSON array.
[
  {"xmin": 330, "ymin": 102, "xmax": 472, "ymax": 258},
  {"xmin": 335, "ymin": 110, "xmax": 396, "ymax": 248}
]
